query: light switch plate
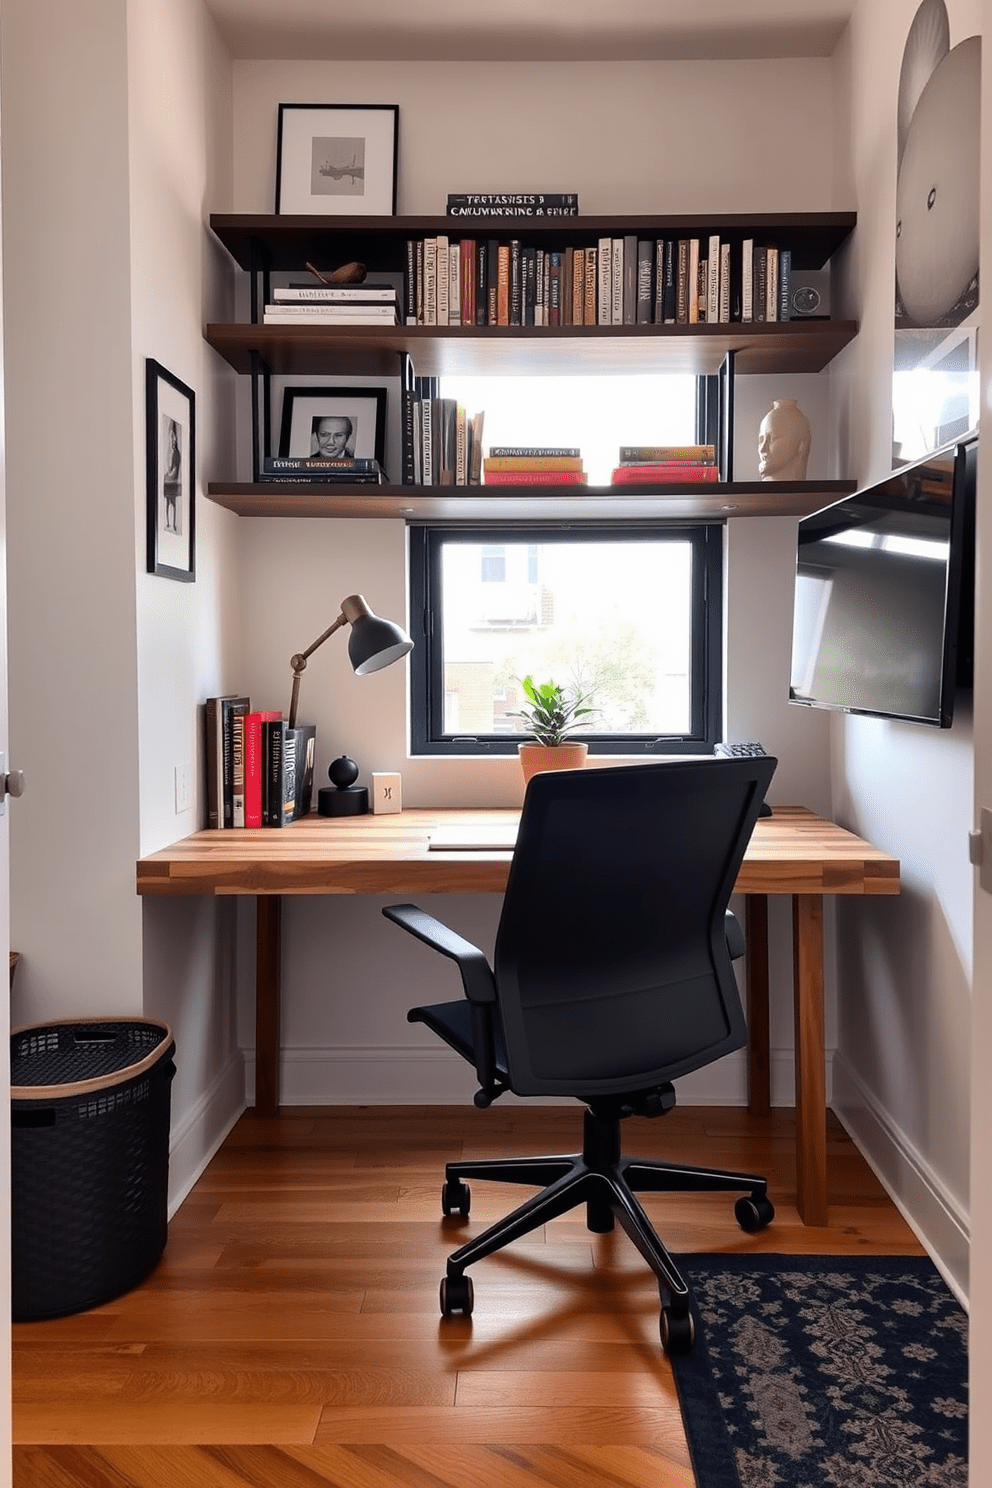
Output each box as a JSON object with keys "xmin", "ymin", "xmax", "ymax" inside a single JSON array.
[{"xmin": 371, "ymin": 772, "xmax": 402, "ymax": 814}]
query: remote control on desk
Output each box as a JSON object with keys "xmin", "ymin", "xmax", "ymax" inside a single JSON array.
[
  {"xmin": 715, "ymin": 740, "xmax": 767, "ymax": 757},
  {"xmin": 715, "ymin": 742, "xmax": 772, "ymax": 814}
]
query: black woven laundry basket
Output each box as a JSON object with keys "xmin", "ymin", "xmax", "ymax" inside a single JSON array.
[{"xmin": 11, "ymin": 1017, "xmax": 175, "ymax": 1322}]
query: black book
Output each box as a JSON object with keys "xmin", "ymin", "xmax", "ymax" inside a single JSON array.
[
  {"xmin": 221, "ymin": 697, "xmax": 250, "ymax": 828},
  {"xmin": 446, "ymin": 192, "xmax": 579, "ymax": 208},
  {"xmin": 663, "ymin": 239, "xmax": 678, "ymax": 324},
  {"xmin": 522, "ymin": 245, "xmax": 537, "ymax": 325},
  {"xmin": 509, "ymin": 240, "xmax": 523, "ymax": 326},
  {"xmin": 264, "ymin": 723, "xmax": 317, "ymax": 826},
  {"xmin": 404, "ymin": 240, "xmax": 416, "ymax": 324},
  {"xmin": 401, "ymin": 357, "xmax": 416, "ymax": 485},
  {"xmin": 636, "ymin": 240, "xmax": 654, "ymax": 324}
]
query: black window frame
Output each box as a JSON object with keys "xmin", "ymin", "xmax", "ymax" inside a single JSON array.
[{"xmin": 408, "ymin": 523, "xmax": 723, "ymax": 757}]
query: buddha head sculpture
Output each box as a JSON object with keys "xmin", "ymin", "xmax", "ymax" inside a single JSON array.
[{"xmin": 758, "ymin": 398, "xmax": 811, "ymax": 482}]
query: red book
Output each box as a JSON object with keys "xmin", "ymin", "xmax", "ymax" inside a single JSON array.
[
  {"xmin": 483, "ymin": 470, "xmax": 588, "ymax": 485},
  {"xmin": 245, "ymin": 710, "xmax": 282, "ymax": 828},
  {"xmin": 610, "ymin": 464, "xmax": 720, "ymax": 484}
]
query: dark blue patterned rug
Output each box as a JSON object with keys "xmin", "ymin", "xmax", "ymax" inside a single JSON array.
[{"xmin": 671, "ymin": 1253, "xmax": 967, "ymax": 1488}]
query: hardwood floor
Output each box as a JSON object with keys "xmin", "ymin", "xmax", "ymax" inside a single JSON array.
[{"xmin": 13, "ymin": 1104, "xmax": 922, "ymax": 1487}]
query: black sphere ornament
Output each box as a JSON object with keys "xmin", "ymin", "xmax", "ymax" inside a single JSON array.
[
  {"xmin": 328, "ymin": 755, "xmax": 360, "ymax": 789},
  {"xmin": 318, "ymin": 754, "xmax": 369, "ymax": 817}
]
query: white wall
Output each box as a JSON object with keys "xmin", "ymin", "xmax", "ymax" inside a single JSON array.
[
  {"xmin": 2, "ymin": 0, "xmax": 143, "ymax": 1026},
  {"xmin": 826, "ymin": 0, "xmax": 980, "ymax": 1299},
  {"xmin": 225, "ymin": 57, "xmax": 838, "ymax": 1104},
  {"xmin": 1, "ymin": 0, "xmax": 247, "ymax": 1208},
  {"xmin": 127, "ymin": 0, "xmax": 247, "ymax": 1196}
]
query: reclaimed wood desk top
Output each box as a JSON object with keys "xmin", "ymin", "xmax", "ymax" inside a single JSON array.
[{"xmin": 136, "ymin": 804, "xmax": 900, "ymax": 899}]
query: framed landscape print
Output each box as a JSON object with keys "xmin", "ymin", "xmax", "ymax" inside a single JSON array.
[
  {"xmin": 275, "ymin": 104, "xmax": 399, "ymax": 216},
  {"xmin": 146, "ymin": 359, "xmax": 195, "ymax": 582},
  {"xmin": 278, "ymin": 385, "xmax": 388, "ymax": 466}
]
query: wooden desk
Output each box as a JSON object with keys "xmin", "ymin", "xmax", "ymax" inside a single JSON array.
[{"xmin": 137, "ymin": 804, "xmax": 899, "ymax": 1226}]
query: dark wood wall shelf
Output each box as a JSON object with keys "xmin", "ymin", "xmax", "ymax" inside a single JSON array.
[
  {"xmin": 205, "ymin": 320, "xmax": 857, "ymax": 379},
  {"xmin": 206, "ymin": 480, "xmax": 856, "ymax": 523}
]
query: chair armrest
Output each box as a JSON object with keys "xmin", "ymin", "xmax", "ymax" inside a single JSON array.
[
  {"xmin": 382, "ymin": 903, "xmax": 497, "ymax": 1004},
  {"xmin": 725, "ymin": 909, "xmax": 745, "ymax": 961}
]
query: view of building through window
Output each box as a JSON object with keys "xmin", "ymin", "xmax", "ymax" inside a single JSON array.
[
  {"xmin": 439, "ymin": 536, "xmax": 695, "ymax": 738},
  {"xmin": 432, "ymin": 373, "xmax": 703, "ymax": 742}
]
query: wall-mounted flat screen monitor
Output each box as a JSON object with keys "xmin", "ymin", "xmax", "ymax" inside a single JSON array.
[{"xmin": 789, "ymin": 437, "xmax": 976, "ymax": 728}]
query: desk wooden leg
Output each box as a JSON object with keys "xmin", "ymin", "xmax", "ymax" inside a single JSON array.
[
  {"xmin": 745, "ymin": 895, "xmax": 770, "ymax": 1117},
  {"xmin": 793, "ymin": 893, "xmax": 827, "ymax": 1226},
  {"xmin": 255, "ymin": 896, "xmax": 282, "ymax": 1116}
]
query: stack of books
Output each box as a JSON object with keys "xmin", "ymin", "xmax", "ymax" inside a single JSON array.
[
  {"xmin": 445, "ymin": 193, "xmax": 579, "ymax": 218},
  {"xmin": 610, "ymin": 445, "xmax": 720, "ymax": 485},
  {"xmin": 205, "ymin": 696, "xmax": 317, "ymax": 829},
  {"xmin": 483, "ymin": 447, "xmax": 587, "ymax": 486},
  {"xmin": 262, "ymin": 282, "xmax": 400, "ymax": 326},
  {"xmin": 260, "ymin": 456, "xmax": 387, "ymax": 485}
]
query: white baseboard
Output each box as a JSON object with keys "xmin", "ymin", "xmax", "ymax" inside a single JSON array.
[
  {"xmin": 832, "ymin": 1053, "xmax": 969, "ymax": 1306},
  {"xmin": 244, "ymin": 1045, "xmax": 806, "ymax": 1108},
  {"xmin": 168, "ymin": 1050, "xmax": 246, "ymax": 1217}
]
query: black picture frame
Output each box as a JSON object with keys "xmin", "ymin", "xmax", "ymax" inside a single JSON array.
[
  {"xmin": 275, "ymin": 103, "xmax": 399, "ymax": 216},
  {"xmin": 278, "ymin": 385, "xmax": 388, "ymax": 466},
  {"xmin": 146, "ymin": 359, "xmax": 195, "ymax": 582}
]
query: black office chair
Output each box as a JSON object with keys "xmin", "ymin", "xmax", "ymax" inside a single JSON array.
[{"xmin": 382, "ymin": 755, "xmax": 777, "ymax": 1354}]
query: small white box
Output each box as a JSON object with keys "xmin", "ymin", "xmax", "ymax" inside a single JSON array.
[{"xmin": 371, "ymin": 772, "xmax": 402, "ymax": 814}]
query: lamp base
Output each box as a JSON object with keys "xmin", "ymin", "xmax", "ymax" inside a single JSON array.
[{"xmin": 318, "ymin": 785, "xmax": 369, "ymax": 817}]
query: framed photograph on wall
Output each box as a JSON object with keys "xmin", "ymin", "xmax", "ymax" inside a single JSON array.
[
  {"xmin": 275, "ymin": 104, "xmax": 398, "ymax": 216},
  {"xmin": 278, "ymin": 386, "xmax": 388, "ymax": 466},
  {"xmin": 146, "ymin": 359, "xmax": 195, "ymax": 582}
]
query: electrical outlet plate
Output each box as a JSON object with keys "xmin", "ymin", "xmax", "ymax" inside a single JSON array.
[{"xmin": 175, "ymin": 763, "xmax": 192, "ymax": 814}]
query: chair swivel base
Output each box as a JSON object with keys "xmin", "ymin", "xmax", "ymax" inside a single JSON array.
[{"xmin": 435, "ymin": 1104, "xmax": 773, "ymax": 1355}]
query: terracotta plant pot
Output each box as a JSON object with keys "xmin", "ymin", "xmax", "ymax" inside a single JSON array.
[{"xmin": 518, "ymin": 741, "xmax": 588, "ymax": 784}]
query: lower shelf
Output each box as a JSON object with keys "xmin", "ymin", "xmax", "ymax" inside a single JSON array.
[{"xmin": 205, "ymin": 480, "xmax": 856, "ymax": 522}]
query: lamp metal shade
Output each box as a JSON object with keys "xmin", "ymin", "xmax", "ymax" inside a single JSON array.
[{"xmin": 348, "ymin": 612, "xmax": 414, "ymax": 675}]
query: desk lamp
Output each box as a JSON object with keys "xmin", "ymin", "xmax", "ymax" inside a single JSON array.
[
  {"xmin": 287, "ymin": 593, "xmax": 413, "ymax": 731},
  {"xmin": 288, "ymin": 594, "xmax": 412, "ymax": 817}
]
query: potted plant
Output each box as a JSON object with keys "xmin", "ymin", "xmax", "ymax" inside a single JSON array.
[{"xmin": 510, "ymin": 674, "xmax": 597, "ymax": 782}]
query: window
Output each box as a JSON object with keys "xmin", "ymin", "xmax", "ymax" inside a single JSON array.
[{"xmin": 409, "ymin": 524, "xmax": 722, "ymax": 756}]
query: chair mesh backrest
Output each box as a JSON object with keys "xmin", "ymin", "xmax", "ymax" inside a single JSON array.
[{"xmin": 493, "ymin": 756, "xmax": 776, "ymax": 1098}]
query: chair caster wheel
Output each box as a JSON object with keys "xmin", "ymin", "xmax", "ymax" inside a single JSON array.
[
  {"xmin": 660, "ymin": 1306, "xmax": 695, "ymax": 1356},
  {"xmin": 441, "ymin": 1178, "xmax": 471, "ymax": 1218},
  {"xmin": 440, "ymin": 1273, "xmax": 474, "ymax": 1317},
  {"xmin": 735, "ymin": 1193, "xmax": 775, "ymax": 1233}
]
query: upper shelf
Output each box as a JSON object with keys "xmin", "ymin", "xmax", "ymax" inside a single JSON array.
[
  {"xmin": 209, "ymin": 212, "xmax": 857, "ymax": 274},
  {"xmin": 206, "ymin": 211, "xmax": 857, "ymax": 377},
  {"xmin": 204, "ymin": 320, "xmax": 858, "ymax": 378},
  {"xmin": 205, "ymin": 480, "xmax": 857, "ymax": 522}
]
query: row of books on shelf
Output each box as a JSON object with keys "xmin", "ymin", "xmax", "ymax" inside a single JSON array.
[
  {"xmin": 402, "ymin": 377, "xmax": 485, "ymax": 485},
  {"xmin": 403, "ymin": 235, "xmax": 799, "ymax": 329},
  {"xmin": 262, "ymin": 281, "xmax": 400, "ymax": 326},
  {"xmin": 253, "ymin": 443, "xmax": 722, "ymax": 491},
  {"xmin": 205, "ymin": 696, "xmax": 317, "ymax": 829},
  {"xmin": 609, "ymin": 445, "xmax": 719, "ymax": 485}
]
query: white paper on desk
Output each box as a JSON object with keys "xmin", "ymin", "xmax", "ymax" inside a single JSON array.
[{"xmin": 428, "ymin": 823, "xmax": 519, "ymax": 851}]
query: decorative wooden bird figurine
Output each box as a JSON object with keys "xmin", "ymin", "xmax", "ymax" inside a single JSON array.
[{"xmin": 305, "ymin": 260, "xmax": 367, "ymax": 284}]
